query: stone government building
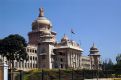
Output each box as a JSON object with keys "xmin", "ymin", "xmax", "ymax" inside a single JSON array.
[{"xmin": 0, "ymin": 7, "xmax": 101, "ymax": 71}]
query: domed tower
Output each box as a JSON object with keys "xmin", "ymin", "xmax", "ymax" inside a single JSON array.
[
  {"xmin": 28, "ymin": 8, "xmax": 56, "ymax": 45},
  {"xmin": 89, "ymin": 43, "xmax": 100, "ymax": 70},
  {"xmin": 28, "ymin": 8, "xmax": 56, "ymax": 69},
  {"xmin": 61, "ymin": 34, "xmax": 69, "ymax": 42}
]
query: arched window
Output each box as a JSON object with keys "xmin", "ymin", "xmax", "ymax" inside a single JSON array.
[
  {"xmin": 33, "ymin": 56, "xmax": 34, "ymax": 60},
  {"xmin": 32, "ymin": 49, "xmax": 34, "ymax": 53},
  {"xmin": 27, "ymin": 48, "xmax": 29, "ymax": 52},
  {"xmin": 25, "ymin": 63, "xmax": 26, "ymax": 68},
  {"xmin": 30, "ymin": 63, "xmax": 32, "ymax": 68},
  {"xmin": 30, "ymin": 56, "xmax": 32, "ymax": 60},
  {"xmin": 35, "ymin": 57, "xmax": 37, "ymax": 60},
  {"xmin": 28, "ymin": 63, "xmax": 29, "ymax": 68},
  {"xmin": 33, "ymin": 63, "xmax": 35, "ymax": 68},
  {"xmin": 35, "ymin": 50, "xmax": 37, "ymax": 53},
  {"xmin": 30, "ymin": 49, "xmax": 32, "ymax": 52}
]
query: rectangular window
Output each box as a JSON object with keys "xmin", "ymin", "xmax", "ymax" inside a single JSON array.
[
  {"xmin": 15, "ymin": 62, "xmax": 17, "ymax": 68},
  {"xmin": 60, "ymin": 58, "xmax": 63, "ymax": 62},
  {"xmin": 61, "ymin": 64, "xmax": 63, "ymax": 68},
  {"xmin": 35, "ymin": 50, "xmax": 37, "ymax": 53},
  {"xmin": 19, "ymin": 62, "xmax": 21, "ymax": 68},
  {"xmin": 28, "ymin": 63, "xmax": 29, "ymax": 68},
  {"xmin": 25, "ymin": 63, "xmax": 26, "ymax": 68},
  {"xmin": 59, "ymin": 52, "xmax": 62, "ymax": 55}
]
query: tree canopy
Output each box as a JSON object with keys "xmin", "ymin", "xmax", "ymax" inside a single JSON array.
[
  {"xmin": 116, "ymin": 54, "xmax": 121, "ymax": 64},
  {"xmin": 0, "ymin": 34, "xmax": 28, "ymax": 61},
  {"xmin": 102, "ymin": 59, "xmax": 114, "ymax": 70}
]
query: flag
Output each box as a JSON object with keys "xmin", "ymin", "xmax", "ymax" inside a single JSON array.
[{"xmin": 71, "ymin": 29, "xmax": 75, "ymax": 34}]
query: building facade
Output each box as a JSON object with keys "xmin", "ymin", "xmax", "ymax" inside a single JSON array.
[{"xmin": 0, "ymin": 7, "xmax": 101, "ymax": 70}]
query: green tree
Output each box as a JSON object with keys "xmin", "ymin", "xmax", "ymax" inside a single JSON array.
[
  {"xmin": 113, "ymin": 54, "xmax": 121, "ymax": 75},
  {"xmin": 0, "ymin": 39, "xmax": 3, "ymax": 55},
  {"xmin": 0, "ymin": 39, "xmax": 7, "ymax": 60},
  {"xmin": 116, "ymin": 54, "xmax": 121, "ymax": 64},
  {"xmin": 2, "ymin": 34, "xmax": 28, "ymax": 67},
  {"xmin": 102, "ymin": 59, "xmax": 114, "ymax": 71},
  {"xmin": 0, "ymin": 34, "xmax": 28, "ymax": 80}
]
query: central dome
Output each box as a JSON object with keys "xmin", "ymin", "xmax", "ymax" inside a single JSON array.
[
  {"xmin": 32, "ymin": 8, "xmax": 52, "ymax": 26},
  {"xmin": 36, "ymin": 17, "xmax": 52, "ymax": 26}
]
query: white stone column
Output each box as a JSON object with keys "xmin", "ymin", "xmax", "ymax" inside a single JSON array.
[
  {"xmin": 67, "ymin": 53, "xmax": 69, "ymax": 67},
  {"xmin": 31, "ymin": 56, "xmax": 33, "ymax": 69},
  {"xmin": 0, "ymin": 63, "xmax": 8, "ymax": 80},
  {"xmin": 69, "ymin": 52, "xmax": 71, "ymax": 67},
  {"xmin": 78, "ymin": 54, "xmax": 80, "ymax": 68},
  {"xmin": 75, "ymin": 53, "xmax": 77, "ymax": 68},
  {"xmin": 77, "ymin": 53, "xmax": 79, "ymax": 68},
  {"xmin": 70, "ymin": 52, "xmax": 72, "ymax": 67}
]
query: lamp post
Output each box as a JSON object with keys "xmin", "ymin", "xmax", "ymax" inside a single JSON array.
[{"xmin": 41, "ymin": 69, "xmax": 44, "ymax": 80}]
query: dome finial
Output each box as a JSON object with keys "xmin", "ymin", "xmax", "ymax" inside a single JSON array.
[
  {"xmin": 92, "ymin": 42, "xmax": 96, "ymax": 48},
  {"xmin": 64, "ymin": 34, "xmax": 66, "ymax": 37},
  {"xmin": 61, "ymin": 34, "xmax": 69, "ymax": 42},
  {"xmin": 39, "ymin": 8, "xmax": 44, "ymax": 17},
  {"xmin": 93, "ymin": 42, "xmax": 94, "ymax": 46}
]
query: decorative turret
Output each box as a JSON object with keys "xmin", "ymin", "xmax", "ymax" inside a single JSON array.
[
  {"xmin": 28, "ymin": 7, "xmax": 56, "ymax": 45},
  {"xmin": 61, "ymin": 34, "xmax": 69, "ymax": 42},
  {"xmin": 89, "ymin": 43, "xmax": 101, "ymax": 70},
  {"xmin": 90, "ymin": 43, "xmax": 99, "ymax": 53},
  {"xmin": 32, "ymin": 8, "xmax": 56, "ymax": 69}
]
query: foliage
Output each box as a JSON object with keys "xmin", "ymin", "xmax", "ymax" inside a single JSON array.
[
  {"xmin": 0, "ymin": 34, "xmax": 28, "ymax": 61},
  {"xmin": 23, "ymin": 69, "xmax": 96, "ymax": 80},
  {"xmin": 113, "ymin": 53, "xmax": 121, "ymax": 76},
  {"xmin": 0, "ymin": 34, "xmax": 28, "ymax": 80},
  {"xmin": 0, "ymin": 39, "xmax": 6, "ymax": 56},
  {"xmin": 22, "ymin": 69, "xmax": 121, "ymax": 80},
  {"xmin": 0, "ymin": 34, "xmax": 28, "ymax": 73},
  {"xmin": 116, "ymin": 54, "xmax": 121, "ymax": 64},
  {"xmin": 102, "ymin": 59, "xmax": 114, "ymax": 70}
]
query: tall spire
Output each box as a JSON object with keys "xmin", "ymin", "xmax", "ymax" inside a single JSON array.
[
  {"xmin": 39, "ymin": 8, "xmax": 44, "ymax": 17},
  {"xmin": 90, "ymin": 42, "xmax": 99, "ymax": 52},
  {"xmin": 61, "ymin": 34, "xmax": 69, "ymax": 42},
  {"xmin": 92, "ymin": 42, "xmax": 96, "ymax": 48},
  {"xmin": 64, "ymin": 34, "xmax": 66, "ymax": 37}
]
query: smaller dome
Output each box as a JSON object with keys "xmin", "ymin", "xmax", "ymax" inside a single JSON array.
[
  {"xmin": 61, "ymin": 34, "xmax": 69, "ymax": 42},
  {"xmin": 90, "ymin": 43, "xmax": 99, "ymax": 52},
  {"xmin": 90, "ymin": 47, "xmax": 98, "ymax": 50}
]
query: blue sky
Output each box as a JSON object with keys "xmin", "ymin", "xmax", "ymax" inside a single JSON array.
[{"xmin": 0, "ymin": 0, "xmax": 121, "ymax": 63}]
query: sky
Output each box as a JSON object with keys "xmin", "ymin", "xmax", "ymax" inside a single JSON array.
[{"xmin": 0, "ymin": 0, "xmax": 121, "ymax": 63}]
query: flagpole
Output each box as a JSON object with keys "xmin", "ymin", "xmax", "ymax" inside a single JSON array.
[
  {"xmin": 79, "ymin": 40, "xmax": 81, "ymax": 47},
  {"xmin": 71, "ymin": 29, "xmax": 75, "ymax": 40},
  {"xmin": 71, "ymin": 30, "xmax": 72, "ymax": 40}
]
